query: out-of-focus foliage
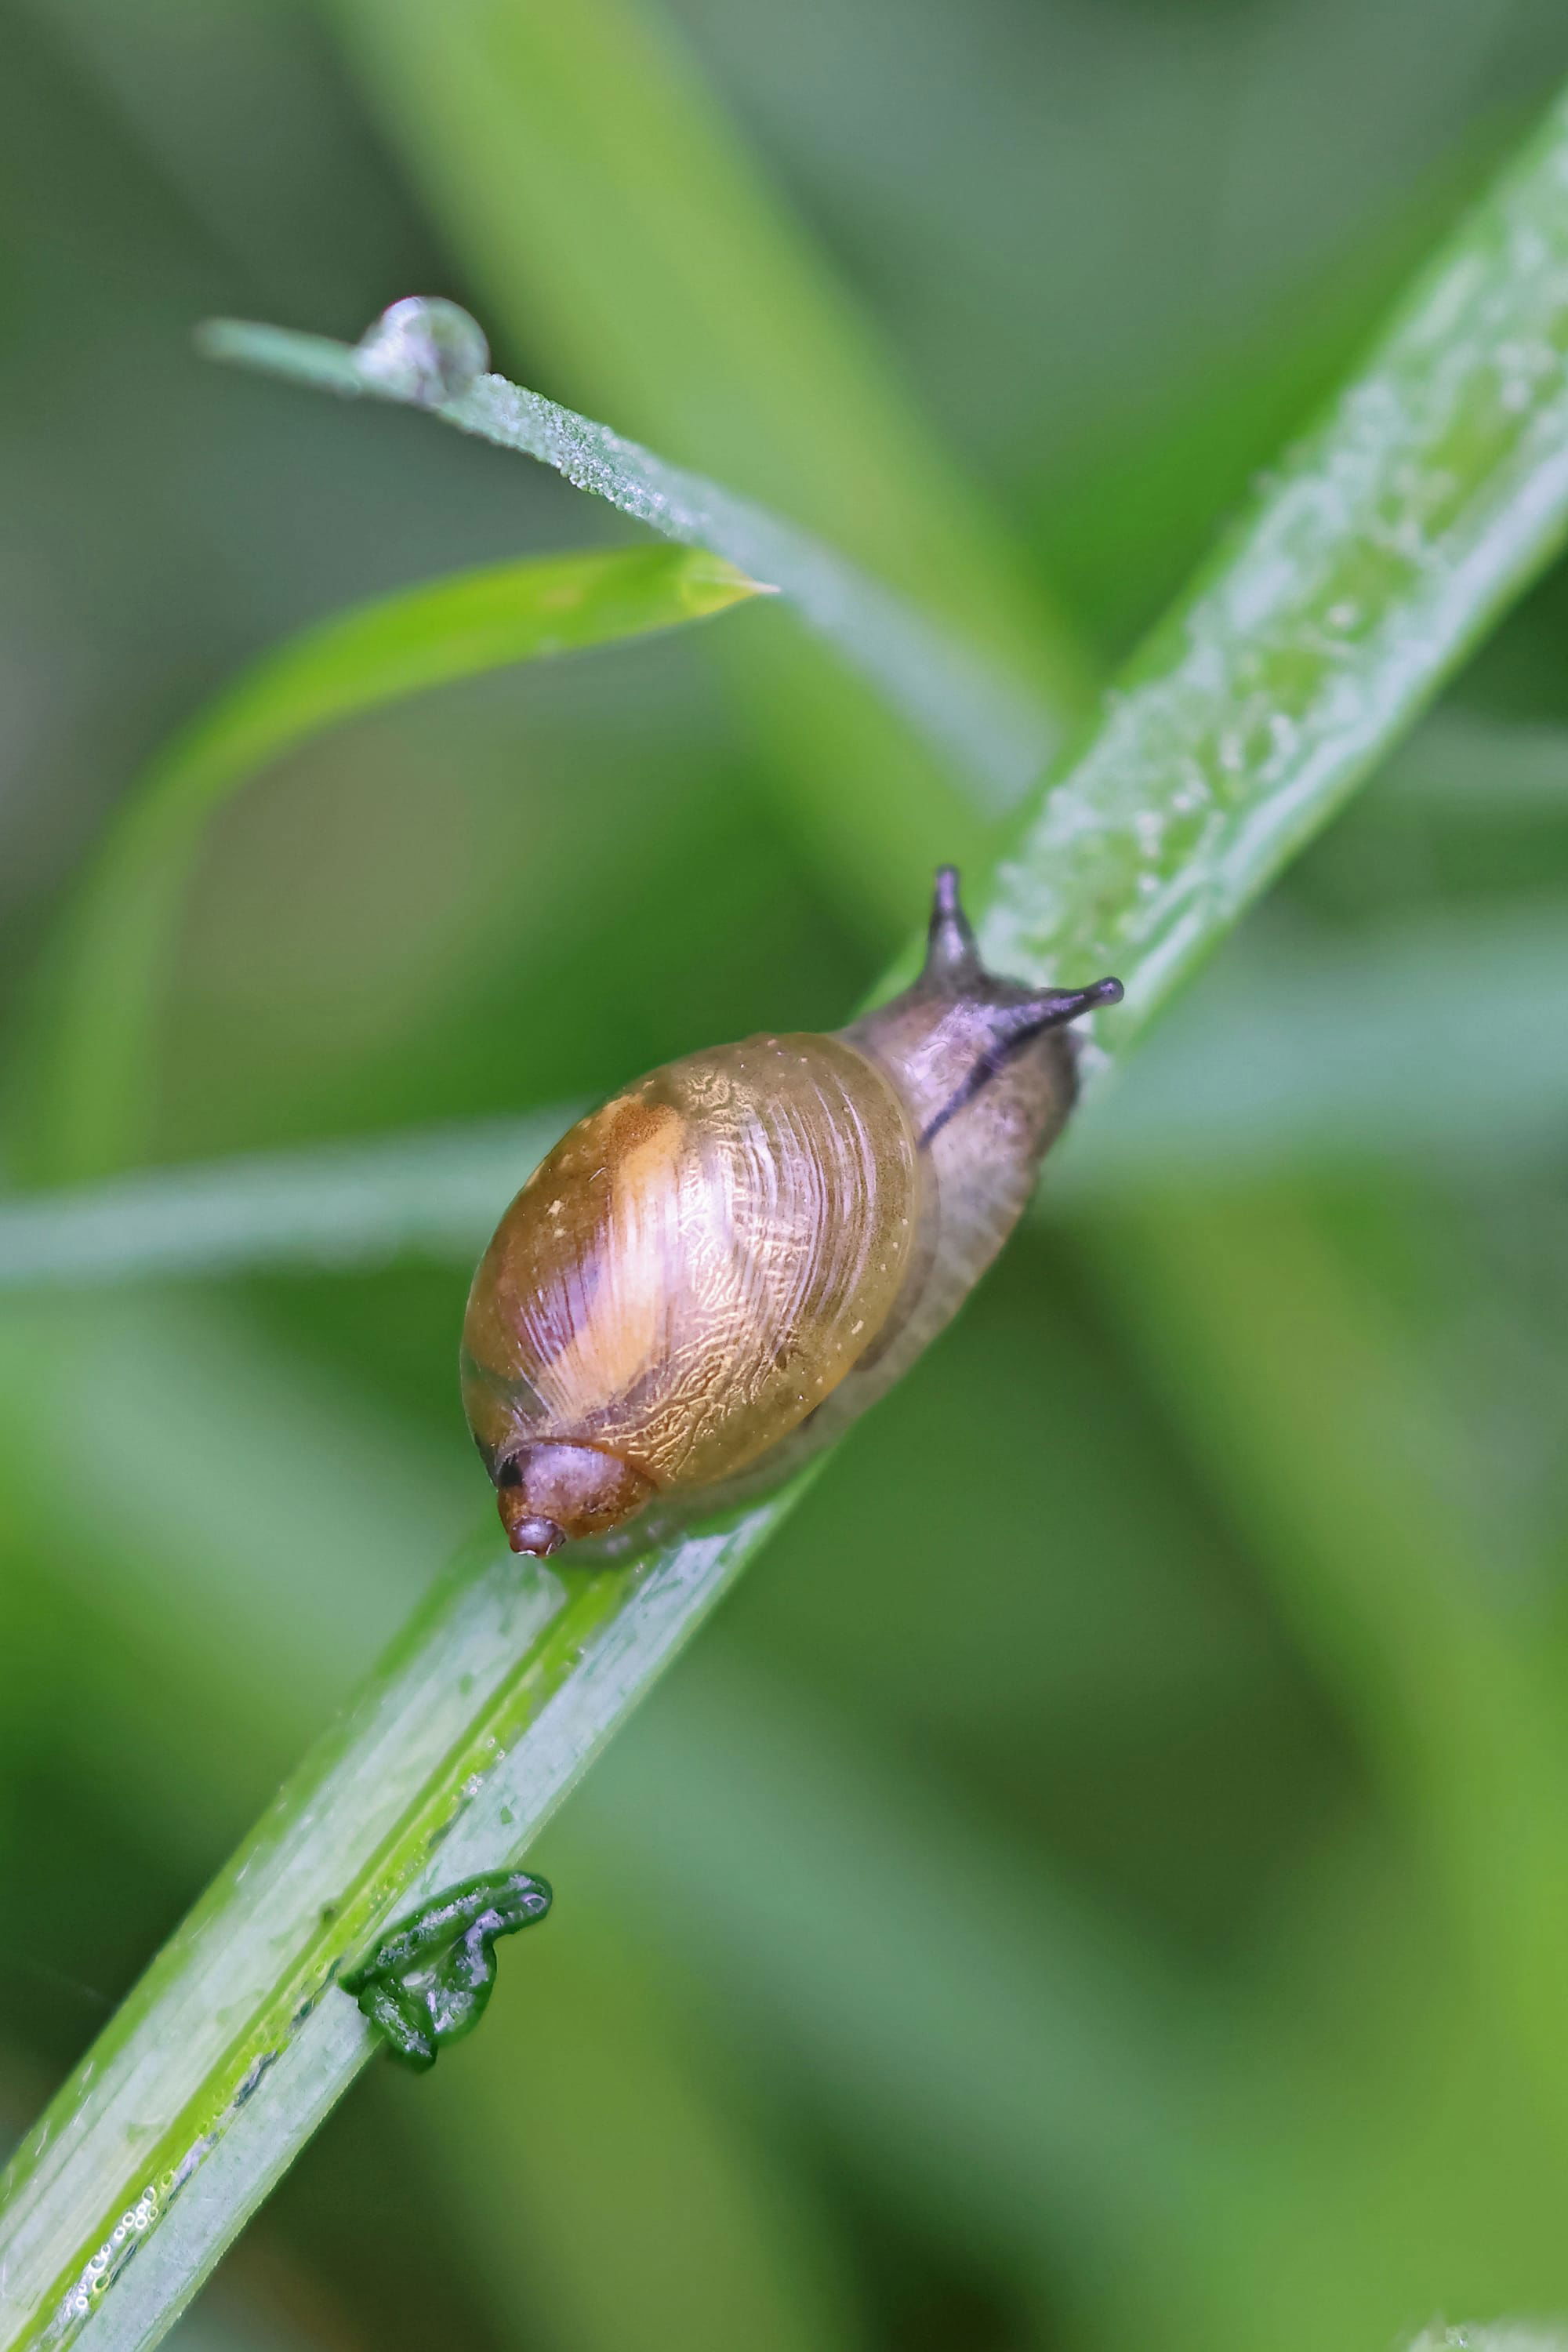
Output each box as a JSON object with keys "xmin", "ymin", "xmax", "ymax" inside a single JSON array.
[
  {"xmin": 27, "ymin": 543, "xmax": 763, "ymax": 1181},
  {"xmin": 4, "ymin": 2, "xmax": 1568, "ymax": 2350}
]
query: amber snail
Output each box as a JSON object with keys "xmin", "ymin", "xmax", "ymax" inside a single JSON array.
[{"xmin": 462, "ymin": 868, "xmax": 1122, "ymax": 1560}]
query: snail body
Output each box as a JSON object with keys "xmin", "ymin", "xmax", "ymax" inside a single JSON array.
[{"xmin": 462, "ymin": 869, "xmax": 1121, "ymax": 1559}]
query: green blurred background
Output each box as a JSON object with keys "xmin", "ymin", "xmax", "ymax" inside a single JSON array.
[{"xmin": 6, "ymin": 2, "xmax": 1568, "ymax": 2347}]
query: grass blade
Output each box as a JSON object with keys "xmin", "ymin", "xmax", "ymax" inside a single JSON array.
[
  {"xmin": 1062, "ymin": 902, "xmax": 1568, "ymax": 1187},
  {"xmin": 1406, "ymin": 2332, "xmax": 1568, "ymax": 2351},
  {"xmin": 0, "ymin": 1290, "xmax": 1216, "ymax": 2334},
  {"xmin": 20, "ymin": 544, "xmax": 762, "ymax": 1184},
  {"xmin": 979, "ymin": 85, "xmax": 1568, "ymax": 1019},
  {"xmin": 199, "ymin": 310, "xmax": 1054, "ymax": 809},
  {"xmin": 0, "ymin": 1113, "xmax": 575, "ymax": 1287},
  {"xmin": 10, "ymin": 895, "xmax": 1568, "ymax": 1290},
  {"xmin": 322, "ymin": 0, "xmax": 1086, "ymax": 709},
  {"xmin": 1083, "ymin": 1181, "xmax": 1568, "ymax": 2154},
  {"xmin": 12, "ymin": 78, "xmax": 1568, "ymax": 2352},
  {"xmin": 319, "ymin": 0, "xmax": 1092, "ymax": 920},
  {"xmin": 0, "ymin": 1485, "xmax": 806, "ymax": 2352},
  {"xmin": 0, "ymin": 1287, "xmax": 1530, "ymax": 2352}
]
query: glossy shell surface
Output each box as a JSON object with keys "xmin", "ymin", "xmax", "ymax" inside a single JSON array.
[{"xmin": 463, "ymin": 1032, "xmax": 921, "ymax": 1497}]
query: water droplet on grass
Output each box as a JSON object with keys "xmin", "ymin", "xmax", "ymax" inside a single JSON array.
[{"xmin": 356, "ymin": 297, "xmax": 489, "ymax": 406}]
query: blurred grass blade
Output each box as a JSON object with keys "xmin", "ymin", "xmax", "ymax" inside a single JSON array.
[
  {"xmin": 0, "ymin": 1287, "xmax": 1519, "ymax": 2352},
  {"xmin": 0, "ymin": 1480, "xmax": 808, "ymax": 2352},
  {"xmin": 318, "ymin": 0, "xmax": 1092, "ymax": 924},
  {"xmin": 200, "ymin": 311, "xmax": 1054, "ymax": 810},
  {"xmin": 21, "ymin": 543, "xmax": 760, "ymax": 1184},
  {"xmin": 14, "ymin": 78, "xmax": 1568, "ymax": 2352},
  {"xmin": 0, "ymin": 1112, "xmax": 575, "ymax": 1287},
  {"xmin": 1062, "ymin": 900, "xmax": 1568, "ymax": 1189},
  {"xmin": 582, "ymin": 1655, "xmax": 1214, "ymax": 2270},
  {"xmin": 418, "ymin": 1885, "xmax": 866, "ymax": 2352},
  {"xmin": 1406, "ymin": 2332, "xmax": 1568, "ymax": 2351},
  {"xmin": 1372, "ymin": 703, "xmax": 1568, "ymax": 812},
  {"xmin": 12, "ymin": 895, "xmax": 1568, "ymax": 1289},
  {"xmin": 0, "ymin": 1287, "xmax": 1223, "ymax": 2330},
  {"xmin": 1087, "ymin": 1185, "xmax": 1568, "ymax": 2131},
  {"xmin": 322, "ymin": 0, "xmax": 1085, "ymax": 706},
  {"xmin": 978, "ymin": 85, "xmax": 1568, "ymax": 1023}
]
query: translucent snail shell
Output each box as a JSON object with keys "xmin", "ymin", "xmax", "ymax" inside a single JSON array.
[{"xmin": 462, "ymin": 868, "xmax": 1122, "ymax": 1558}]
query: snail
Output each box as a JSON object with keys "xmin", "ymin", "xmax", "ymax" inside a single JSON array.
[{"xmin": 462, "ymin": 867, "xmax": 1122, "ymax": 1560}]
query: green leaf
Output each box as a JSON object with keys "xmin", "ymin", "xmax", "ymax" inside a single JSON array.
[
  {"xmin": 0, "ymin": 1287, "xmax": 1535, "ymax": 2352},
  {"xmin": 0, "ymin": 1287, "xmax": 1215, "ymax": 2321},
  {"xmin": 322, "ymin": 0, "xmax": 1083, "ymax": 705},
  {"xmin": 977, "ymin": 85, "xmax": 1568, "ymax": 1025},
  {"xmin": 318, "ymin": 0, "xmax": 1093, "ymax": 922},
  {"xmin": 20, "ymin": 545, "xmax": 762, "ymax": 1184},
  {"xmin": 198, "ymin": 308, "xmax": 1055, "ymax": 813},
  {"xmin": 0, "ymin": 1454, "xmax": 805, "ymax": 2352}
]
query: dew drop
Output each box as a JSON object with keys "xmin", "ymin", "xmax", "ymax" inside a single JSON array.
[{"xmin": 355, "ymin": 296, "xmax": 489, "ymax": 406}]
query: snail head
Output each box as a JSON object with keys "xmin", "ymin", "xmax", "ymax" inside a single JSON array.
[
  {"xmin": 923, "ymin": 866, "xmax": 1123, "ymax": 1026},
  {"xmin": 492, "ymin": 1442, "xmax": 655, "ymax": 1557}
]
